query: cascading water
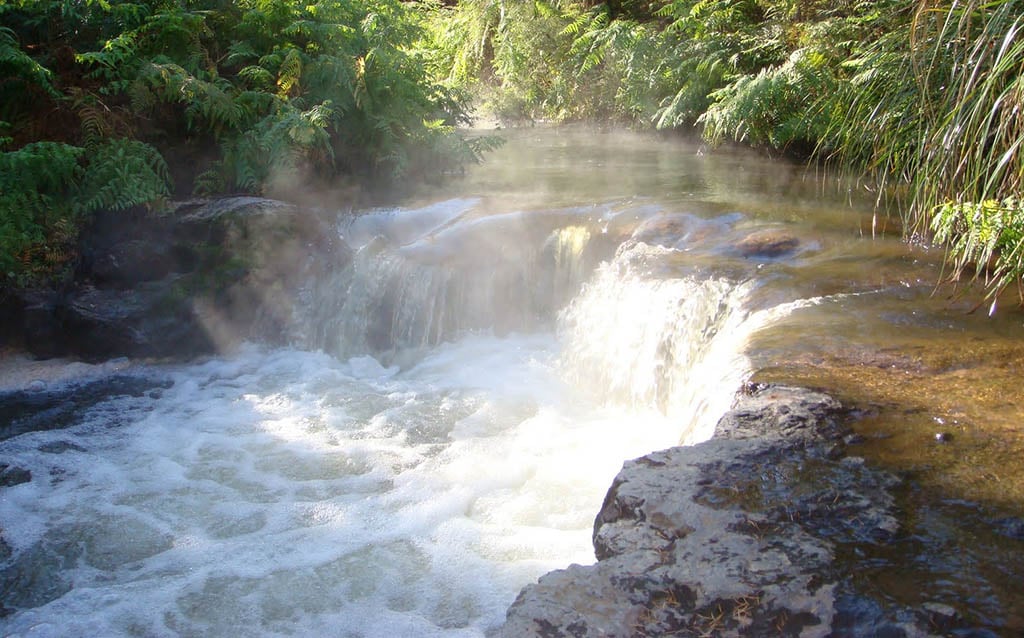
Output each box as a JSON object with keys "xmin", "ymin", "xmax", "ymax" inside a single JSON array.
[{"xmin": 0, "ymin": 197, "xmax": 817, "ymax": 637}]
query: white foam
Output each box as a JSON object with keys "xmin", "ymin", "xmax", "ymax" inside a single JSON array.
[{"xmin": 0, "ymin": 335, "xmax": 686, "ymax": 637}]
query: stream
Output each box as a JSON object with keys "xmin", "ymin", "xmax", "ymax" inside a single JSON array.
[{"xmin": 1, "ymin": 126, "xmax": 1023, "ymax": 636}]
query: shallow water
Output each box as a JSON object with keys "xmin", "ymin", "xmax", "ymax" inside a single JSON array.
[{"xmin": 2, "ymin": 126, "xmax": 1023, "ymax": 636}]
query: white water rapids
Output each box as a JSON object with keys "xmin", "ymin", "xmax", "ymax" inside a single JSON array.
[{"xmin": 1, "ymin": 198, "xmax": 821, "ymax": 637}]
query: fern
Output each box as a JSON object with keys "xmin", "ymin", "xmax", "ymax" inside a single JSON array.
[
  {"xmin": 276, "ymin": 46, "xmax": 303, "ymax": 97},
  {"xmin": 0, "ymin": 26, "xmax": 57, "ymax": 96},
  {"xmin": 70, "ymin": 88, "xmax": 136, "ymax": 146},
  {"xmin": 217, "ymin": 101, "xmax": 336, "ymax": 192},
  {"xmin": 5, "ymin": 0, "xmax": 488, "ymax": 205},
  {"xmin": 701, "ymin": 47, "xmax": 836, "ymax": 149},
  {"xmin": 0, "ymin": 142, "xmax": 83, "ymax": 278},
  {"xmin": 76, "ymin": 139, "xmax": 171, "ymax": 213},
  {"xmin": 0, "ymin": 137, "xmax": 170, "ymax": 281}
]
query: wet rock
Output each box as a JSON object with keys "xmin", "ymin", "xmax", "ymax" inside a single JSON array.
[
  {"xmin": 0, "ymin": 464, "xmax": 31, "ymax": 487},
  {"xmin": 627, "ymin": 212, "xmax": 745, "ymax": 253},
  {"xmin": 38, "ymin": 441, "xmax": 87, "ymax": 454},
  {"xmin": 10, "ymin": 196, "xmax": 352, "ymax": 360},
  {"xmin": 629, "ymin": 213, "xmax": 704, "ymax": 248},
  {"xmin": 0, "ymin": 528, "xmax": 81, "ymax": 612},
  {"xmin": 990, "ymin": 516, "xmax": 1024, "ymax": 541},
  {"xmin": 735, "ymin": 229, "xmax": 800, "ymax": 258},
  {"xmin": 499, "ymin": 386, "xmax": 931, "ymax": 637},
  {"xmin": 26, "ymin": 379, "xmax": 46, "ymax": 392},
  {"xmin": 0, "ymin": 374, "xmax": 172, "ymax": 441},
  {"xmin": 174, "ymin": 197, "xmax": 352, "ymax": 346},
  {"xmin": 59, "ymin": 281, "xmax": 212, "ymax": 360},
  {"xmin": 922, "ymin": 602, "xmax": 959, "ymax": 619},
  {"xmin": 90, "ymin": 238, "xmax": 178, "ymax": 287},
  {"xmin": 16, "ymin": 291, "xmax": 65, "ymax": 359}
]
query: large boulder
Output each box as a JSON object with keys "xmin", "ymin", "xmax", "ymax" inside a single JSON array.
[
  {"xmin": 499, "ymin": 386, "xmax": 960, "ymax": 637},
  {"xmin": 173, "ymin": 197, "xmax": 349, "ymax": 344},
  {"xmin": 58, "ymin": 281, "xmax": 212, "ymax": 359},
  {"xmin": 12, "ymin": 197, "xmax": 351, "ymax": 360}
]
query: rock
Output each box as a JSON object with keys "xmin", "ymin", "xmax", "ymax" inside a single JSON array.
[
  {"xmin": 17, "ymin": 290, "xmax": 65, "ymax": 359},
  {"xmin": 172, "ymin": 196, "xmax": 352, "ymax": 347},
  {"xmin": 843, "ymin": 433, "xmax": 865, "ymax": 445},
  {"xmin": 38, "ymin": 441, "xmax": 87, "ymax": 454},
  {"xmin": 990, "ymin": 516, "xmax": 1024, "ymax": 541},
  {"xmin": 922, "ymin": 602, "xmax": 958, "ymax": 619},
  {"xmin": 626, "ymin": 212, "xmax": 743, "ymax": 252},
  {"xmin": 176, "ymin": 196, "xmax": 296, "ymax": 224},
  {"xmin": 11, "ymin": 196, "xmax": 352, "ymax": 360},
  {"xmin": 629, "ymin": 213, "xmax": 703, "ymax": 248},
  {"xmin": 735, "ymin": 229, "xmax": 800, "ymax": 258},
  {"xmin": 0, "ymin": 465, "xmax": 31, "ymax": 487},
  {"xmin": 90, "ymin": 239, "xmax": 178, "ymax": 287},
  {"xmin": 0, "ymin": 374, "xmax": 173, "ymax": 441},
  {"xmin": 77, "ymin": 205, "xmax": 185, "ymax": 288},
  {"xmin": 58, "ymin": 281, "xmax": 211, "ymax": 359},
  {"xmin": 499, "ymin": 386, "xmax": 934, "ymax": 637}
]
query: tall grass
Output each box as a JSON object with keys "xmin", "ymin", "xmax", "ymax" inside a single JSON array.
[
  {"xmin": 825, "ymin": 0, "xmax": 1024, "ymax": 303},
  {"xmin": 916, "ymin": 1, "xmax": 1024, "ymax": 304}
]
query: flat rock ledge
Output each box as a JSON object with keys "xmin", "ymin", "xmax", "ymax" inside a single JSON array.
[{"xmin": 499, "ymin": 385, "xmax": 952, "ymax": 638}]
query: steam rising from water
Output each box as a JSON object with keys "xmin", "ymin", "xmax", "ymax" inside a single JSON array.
[{"xmin": 1, "ymin": 199, "xmax": 815, "ymax": 636}]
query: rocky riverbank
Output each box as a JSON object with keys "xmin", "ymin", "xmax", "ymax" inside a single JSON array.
[{"xmin": 499, "ymin": 385, "xmax": 1014, "ymax": 637}]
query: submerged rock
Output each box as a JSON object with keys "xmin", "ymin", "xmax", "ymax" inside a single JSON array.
[
  {"xmin": 0, "ymin": 465, "xmax": 31, "ymax": 487},
  {"xmin": 735, "ymin": 229, "xmax": 800, "ymax": 258},
  {"xmin": 499, "ymin": 386, "xmax": 968, "ymax": 637},
  {"xmin": 0, "ymin": 374, "xmax": 173, "ymax": 441}
]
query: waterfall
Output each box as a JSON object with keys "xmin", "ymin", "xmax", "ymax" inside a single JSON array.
[
  {"xmin": 558, "ymin": 241, "xmax": 757, "ymax": 443},
  {"xmin": 303, "ymin": 205, "xmax": 611, "ymax": 361},
  {"xmin": 300, "ymin": 202, "xmax": 771, "ymax": 445}
]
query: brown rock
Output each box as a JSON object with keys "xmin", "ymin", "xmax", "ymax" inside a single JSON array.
[{"xmin": 735, "ymin": 229, "xmax": 800, "ymax": 258}]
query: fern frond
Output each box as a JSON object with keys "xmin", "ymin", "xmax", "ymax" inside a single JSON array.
[
  {"xmin": 277, "ymin": 47, "xmax": 303, "ymax": 97},
  {"xmin": 0, "ymin": 26, "xmax": 57, "ymax": 96},
  {"xmin": 75, "ymin": 139, "xmax": 170, "ymax": 213}
]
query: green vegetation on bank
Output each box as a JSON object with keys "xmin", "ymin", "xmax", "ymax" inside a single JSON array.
[
  {"xmin": 425, "ymin": 0, "xmax": 1024, "ymax": 304},
  {"xmin": 0, "ymin": 0, "xmax": 492, "ymax": 284}
]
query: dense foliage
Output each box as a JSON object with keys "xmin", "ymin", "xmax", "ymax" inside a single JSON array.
[
  {"xmin": 0, "ymin": 0, "xmax": 491, "ymax": 284},
  {"xmin": 426, "ymin": 0, "xmax": 1024, "ymax": 303}
]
